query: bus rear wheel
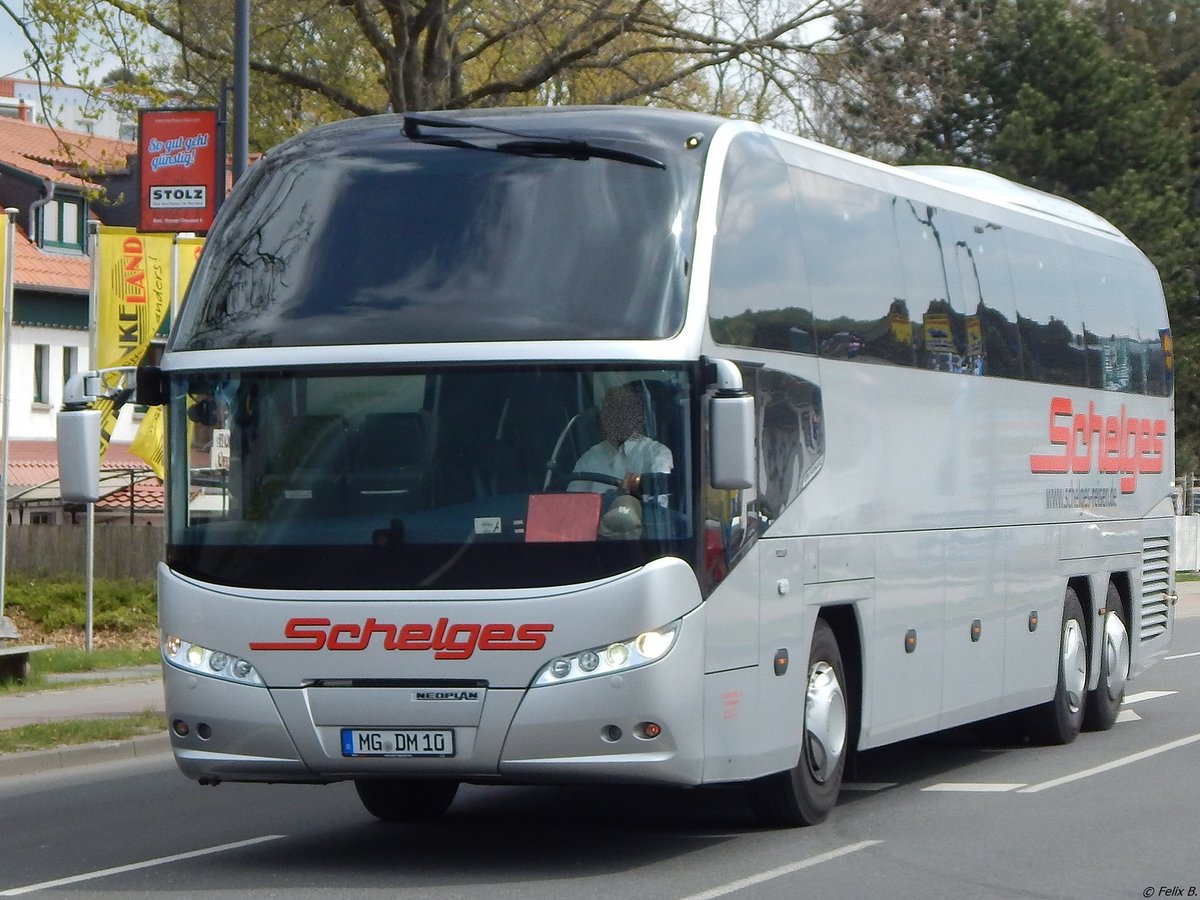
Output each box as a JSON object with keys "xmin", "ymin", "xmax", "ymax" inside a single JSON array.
[
  {"xmin": 353, "ymin": 778, "xmax": 459, "ymax": 822},
  {"xmin": 1084, "ymin": 582, "xmax": 1129, "ymax": 732},
  {"xmin": 1026, "ymin": 587, "xmax": 1087, "ymax": 745},
  {"xmin": 747, "ymin": 619, "xmax": 848, "ymax": 827}
]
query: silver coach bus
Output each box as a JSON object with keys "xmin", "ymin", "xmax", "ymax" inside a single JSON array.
[{"xmin": 58, "ymin": 106, "xmax": 1175, "ymax": 827}]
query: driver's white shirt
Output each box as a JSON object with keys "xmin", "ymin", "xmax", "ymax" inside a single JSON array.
[{"xmin": 570, "ymin": 434, "xmax": 673, "ymax": 494}]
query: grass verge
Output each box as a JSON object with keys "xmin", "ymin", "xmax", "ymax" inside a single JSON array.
[
  {"xmin": 0, "ymin": 711, "xmax": 165, "ymax": 755},
  {"xmin": 0, "ymin": 578, "xmax": 165, "ymax": 752}
]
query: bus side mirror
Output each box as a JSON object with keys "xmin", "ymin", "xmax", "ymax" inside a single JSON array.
[
  {"xmin": 710, "ymin": 394, "xmax": 755, "ymax": 489},
  {"xmin": 706, "ymin": 358, "xmax": 755, "ymax": 490},
  {"xmin": 57, "ymin": 407, "xmax": 102, "ymax": 503}
]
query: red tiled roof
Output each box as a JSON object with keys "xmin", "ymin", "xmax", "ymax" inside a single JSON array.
[
  {"xmin": 7, "ymin": 439, "xmax": 152, "ymax": 489},
  {"xmin": 0, "ymin": 116, "xmax": 135, "ymax": 293},
  {"xmin": 0, "ymin": 115, "xmax": 133, "ymax": 188},
  {"xmin": 11, "ymin": 222, "xmax": 90, "ymax": 292},
  {"xmin": 95, "ymin": 475, "xmax": 163, "ymax": 512}
]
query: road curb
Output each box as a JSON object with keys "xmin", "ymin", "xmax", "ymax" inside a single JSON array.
[{"xmin": 0, "ymin": 732, "xmax": 170, "ymax": 778}]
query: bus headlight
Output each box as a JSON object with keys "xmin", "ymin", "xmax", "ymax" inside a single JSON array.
[
  {"xmin": 164, "ymin": 635, "xmax": 264, "ymax": 686},
  {"xmin": 533, "ymin": 622, "xmax": 679, "ymax": 686}
]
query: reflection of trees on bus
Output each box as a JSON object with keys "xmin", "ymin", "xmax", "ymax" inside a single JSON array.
[{"xmin": 707, "ymin": 167, "xmax": 1170, "ymax": 399}]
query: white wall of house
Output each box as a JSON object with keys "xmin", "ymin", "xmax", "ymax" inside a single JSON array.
[{"xmin": 7, "ymin": 323, "xmax": 138, "ymax": 443}]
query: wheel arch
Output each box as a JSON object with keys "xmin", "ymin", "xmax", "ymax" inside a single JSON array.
[
  {"xmin": 1068, "ymin": 575, "xmax": 1095, "ymax": 648},
  {"xmin": 817, "ymin": 604, "xmax": 862, "ymax": 755},
  {"xmin": 1106, "ymin": 570, "xmax": 1133, "ymax": 626}
]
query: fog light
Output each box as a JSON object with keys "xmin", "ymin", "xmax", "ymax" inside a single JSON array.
[
  {"xmin": 641, "ymin": 722, "xmax": 662, "ymax": 739},
  {"xmin": 172, "ymin": 719, "xmax": 190, "ymax": 737}
]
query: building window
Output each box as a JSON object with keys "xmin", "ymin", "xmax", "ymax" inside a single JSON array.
[
  {"xmin": 41, "ymin": 195, "xmax": 85, "ymax": 252},
  {"xmin": 29, "ymin": 511, "xmax": 55, "ymax": 525},
  {"xmin": 63, "ymin": 346, "xmax": 78, "ymax": 389},
  {"xmin": 33, "ymin": 344, "xmax": 49, "ymax": 404}
]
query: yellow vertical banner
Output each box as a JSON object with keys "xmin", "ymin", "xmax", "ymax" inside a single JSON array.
[
  {"xmin": 175, "ymin": 236, "xmax": 204, "ymax": 310},
  {"xmin": 128, "ymin": 235, "xmax": 203, "ymax": 478},
  {"xmin": 129, "ymin": 405, "xmax": 165, "ymax": 479},
  {"xmin": 94, "ymin": 226, "xmax": 173, "ymax": 460}
]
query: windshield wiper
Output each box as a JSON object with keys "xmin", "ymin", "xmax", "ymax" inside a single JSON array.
[{"xmin": 402, "ymin": 114, "xmax": 666, "ymax": 170}]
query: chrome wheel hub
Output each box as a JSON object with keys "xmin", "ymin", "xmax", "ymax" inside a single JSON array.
[
  {"xmin": 1062, "ymin": 617, "xmax": 1087, "ymax": 714},
  {"xmin": 805, "ymin": 661, "xmax": 847, "ymax": 784},
  {"xmin": 1101, "ymin": 611, "xmax": 1130, "ymax": 701}
]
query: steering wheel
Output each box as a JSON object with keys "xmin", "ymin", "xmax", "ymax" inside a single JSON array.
[{"xmin": 545, "ymin": 471, "xmax": 625, "ymax": 492}]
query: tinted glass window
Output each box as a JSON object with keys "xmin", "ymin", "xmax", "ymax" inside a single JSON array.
[
  {"xmin": 1008, "ymin": 230, "xmax": 1088, "ymax": 387},
  {"xmin": 794, "ymin": 172, "xmax": 912, "ymax": 366},
  {"xmin": 893, "ymin": 200, "xmax": 960, "ymax": 371},
  {"xmin": 1073, "ymin": 248, "xmax": 1141, "ymax": 392},
  {"xmin": 167, "ymin": 365, "xmax": 697, "ymax": 590},
  {"xmin": 172, "ymin": 123, "xmax": 699, "ymax": 349},
  {"xmin": 708, "ymin": 135, "xmax": 815, "ymax": 354},
  {"xmin": 754, "ymin": 369, "xmax": 824, "ymax": 523},
  {"xmin": 946, "ymin": 214, "xmax": 1023, "ymax": 379},
  {"xmin": 1125, "ymin": 263, "xmax": 1173, "ymax": 397}
]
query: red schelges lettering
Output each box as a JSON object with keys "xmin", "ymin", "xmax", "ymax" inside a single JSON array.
[
  {"xmin": 248, "ymin": 617, "xmax": 553, "ymax": 660},
  {"xmin": 1029, "ymin": 396, "xmax": 1166, "ymax": 493}
]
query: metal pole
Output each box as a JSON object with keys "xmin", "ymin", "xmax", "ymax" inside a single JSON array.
[
  {"xmin": 232, "ymin": 0, "xmax": 249, "ymax": 183},
  {"xmin": 85, "ymin": 221, "xmax": 98, "ymax": 653},
  {"xmin": 0, "ymin": 208, "xmax": 16, "ymax": 627}
]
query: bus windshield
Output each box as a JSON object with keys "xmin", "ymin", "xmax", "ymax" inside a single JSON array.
[
  {"xmin": 169, "ymin": 118, "xmax": 698, "ymax": 349},
  {"xmin": 166, "ymin": 365, "xmax": 696, "ymax": 590}
]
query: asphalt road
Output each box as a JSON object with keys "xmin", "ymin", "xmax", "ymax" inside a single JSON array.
[{"xmin": 0, "ymin": 607, "xmax": 1197, "ymax": 899}]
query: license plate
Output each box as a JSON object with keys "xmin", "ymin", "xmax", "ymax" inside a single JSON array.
[{"xmin": 341, "ymin": 728, "xmax": 455, "ymax": 758}]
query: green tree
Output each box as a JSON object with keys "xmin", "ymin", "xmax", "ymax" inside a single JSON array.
[{"xmin": 835, "ymin": 0, "xmax": 1200, "ymax": 469}]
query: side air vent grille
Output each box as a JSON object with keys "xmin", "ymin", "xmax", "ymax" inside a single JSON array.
[{"xmin": 1140, "ymin": 535, "xmax": 1171, "ymax": 642}]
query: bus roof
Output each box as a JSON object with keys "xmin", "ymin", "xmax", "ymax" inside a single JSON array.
[{"xmin": 901, "ymin": 165, "xmax": 1123, "ymax": 238}]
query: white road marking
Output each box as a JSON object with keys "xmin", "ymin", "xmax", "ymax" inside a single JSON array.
[
  {"xmin": 0, "ymin": 834, "xmax": 286, "ymax": 896},
  {"xmin": 1166, "ymin": 651, "xmax": 1200, "ymax": 661},
  {"xmin": 677, "ymin": 840, "xmax": 883, "ymax": 900},
  {"xmin": 1017, "ymin": 733, "xmax": 1200, "ymax": 794},
  {"xmin": 922, "ymin": 782, "xmax": 1025, "ymax": 792},
  {"xmin": 1123, "ymin": 690, "xmax": 1178, "ymax": 704},
  {"xmin": 1116, "ymin": 709, "xmax": 1141, "ymax": 723}
]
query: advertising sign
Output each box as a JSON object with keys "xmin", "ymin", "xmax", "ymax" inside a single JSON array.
[
  {"xmin": 93, "ymin": 226, "xmax": 173, "ymax": 458},
  {"xmin": 139, "ymin": 108, "xmax": 219, "ymax": 233}
]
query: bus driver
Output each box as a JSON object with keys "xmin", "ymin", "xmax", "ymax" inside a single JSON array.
[{"xmin": 570, "ymin": 385, "xmax": 674, "ymax": 498}]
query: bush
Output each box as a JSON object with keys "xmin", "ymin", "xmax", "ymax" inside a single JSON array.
[{"xmin": 4, "ymin": 577, "xmax": 156, "ymax": 633}]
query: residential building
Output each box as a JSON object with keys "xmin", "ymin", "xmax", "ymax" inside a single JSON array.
[
  {"xmin": 0, "ymin": 111, "xmax": 158, "ymax": 525},
  {"xmin": 0, "ymin": 76, "xmax": 137, "ymax": 141}
]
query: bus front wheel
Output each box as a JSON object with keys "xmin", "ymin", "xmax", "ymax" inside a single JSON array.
[
  {"xmin": 354, "ymin": 778, "xmax": 459, "ymax": 822},
  {"xmin": 1026, "ymin": 587, "xmax": 1087, "ymax": 745},
  {"xmin": 747, "ymin": 618, "xmax": 848, "ymax": 827}
]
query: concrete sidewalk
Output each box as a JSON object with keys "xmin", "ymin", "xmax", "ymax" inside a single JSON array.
[{"xmin": 0, "ymin": 666, "xmax": 169, "ymax": 777}]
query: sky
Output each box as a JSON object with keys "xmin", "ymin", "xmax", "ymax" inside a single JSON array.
[
  {"xmin": 1, "ymin": 2, "xmax": 115, "ymax": 85},
  {"xmin": 0, "ymin": 6, "xmax": 38, "ymax": 81}
]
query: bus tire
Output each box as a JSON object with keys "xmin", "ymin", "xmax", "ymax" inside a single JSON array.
[
  {"xmin": 353, "ymin": 778, "xmax": 459, "ymax": 822},
  {"xmin": 1026, "ymin": 587, "xmax": 1087, "ymax": 745},
  {"xmin": 1083, "ymin": 582, "xmax": 1130, "ymax": 732},
  {"xmin": 747, "ymin": 618, "xmax": 848, "ymax": 827}
]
